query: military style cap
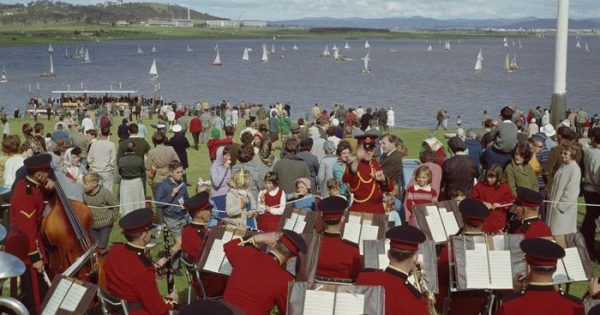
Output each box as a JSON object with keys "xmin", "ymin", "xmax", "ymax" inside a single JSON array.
[
  {"xmin": 386, "ymin": 225, "xmax": 426, "ymax": 251},
  {"xmin": 355, "ymin": 134, "xmax": 378, "ymax": 150},
  {"xmin": 119, "ymin": 208, "xmax": 157, "ymax": 233},
  {"xmin": 588, "ymin": 303, "xmax": 600, "ymax": 315},
  {"xmin": 183, "ymin": 191, "xmax": 211, "ymax": 213},
  {"xmin": 318, "ymin": 196, "xmax": 347, "ymax": 218},
  {"xmin": 280, "ymin": 230, "xmax": 307, "ymax": 255},
  {"xmin": 520, "ymin": 238, "xmax": 565, "ymax": 267},
  {"xmin": 24, "ymin": 153, "xmax": 52, "ymax": 173},
  {"xmin": 459, "ymin": 199, "xmax": 490, "ymax": 225},
  {"xmin": 179, "ymin": 300, "xmax": 233, "ymax": 315},
  {"xmin": 514, "ymin": 187, "xmax": 543, "ymax": 208}
]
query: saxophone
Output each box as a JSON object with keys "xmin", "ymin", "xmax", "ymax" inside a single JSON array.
[{"xmin": 412, "ymin": 264, "xmax": 439, "ymax": 315}]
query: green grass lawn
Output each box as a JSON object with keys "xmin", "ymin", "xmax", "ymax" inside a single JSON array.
[{"xmin": 2, "ymin": 116, "xmax": 597, "ymax": 307}]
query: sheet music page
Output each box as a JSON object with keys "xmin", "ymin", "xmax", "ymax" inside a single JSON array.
[
  {"xmin": 59, "ymin": 282, "xmax": 87, "ymax": 311},
  {"xmin": 492, "ymin": 235, "xmax": 505, "ymax": 251},
  {"xmin": 204, "ymin": 239, "xmax": 226, "ymax": 273},
  {"xmin": 424, "ymin": 205, "xmax": 439, "ymax": 217},
  {"xmin": 334, "ymin": 292, "xmax": 365, "ymax": 315},
  {"xmin": 563, "ymin": 247, "xmax": 588, "ymax": 281},
  {"xmin": 488, "ymin": 250, "xmax": 513, "ymax": 289},
  {"xmin": 222, "ymin": 231, "xmax": 234, "ymax": 241},
  {"xmin": 553, "ymin": 259, "xmax": 569, "ymax": 284},
  {"xmin": 359, "ymin": 224, "xmax": 379, "ymax": 255},
  {"xmin": 348, "ymin": 214, "xmax": 361, "ymax": 224},
  {"xmin": 465, "ymin": 248, "xmax": 490, "ymax": 289},
  {"xmin": 284, "ymin": 216, "xmax": 297, "ymax": 230},
  {"xmin": 303, "ymin": 290, "xmax": 335, "ymax": 315},
  {"xmin": 440, "ymin": 211, "xmax": 459, "ymax": 237},
  {"xmin": 41, "ymin": 278, "xmax": 72, "ymax": 315},
  {"xmin": 220, "ymin": 259, "xmax": 233, "ymax": 275},
  {"xmin": 378, "ymin": 254, "xmax": 390, "ymax": 269},
  {"xmin": 293, "ymin": 221, "xmax": 306, "ymax": 234},
  {"xmin": 425, "ymin": 215, "xmax": 447, "ymax": 242},
  {"xmin": 342, "ymin": 223, "xmax": 362, "ymax": 244}
]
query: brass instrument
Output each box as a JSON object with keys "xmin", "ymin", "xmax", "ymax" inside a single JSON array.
[
  {"xmin": 0, "ymin": 296, "xmax": 29, "ymax": 315},
  {"xmin": 412, "ymin": 264, "xmax": 439, "ymax": 315}
]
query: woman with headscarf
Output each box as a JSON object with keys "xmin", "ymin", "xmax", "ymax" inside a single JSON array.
[
  {"xmin": 55, "ymin": 146, "xmax": 86, "ymax": 202},
  {"xmin": 317, "ymin": 141, "xmax": 338, "ymax": 197},
  {"xmin": 22, "ymin": 123, "xmax": 45, "ymax": 154},
  {"xmin": 210, "ymin": 146, "xmax": 232, "ymax": 220},
  {"xmin": 118, "ymin": 140, "xmax": 146, "ymax": 216},
  {"xmin": 288, "ymin": 177, "xmax": 316, "ymax": 211},
  {"xmin": 332, "ymin": 140, "xmax": 352, "ymax": 199}
]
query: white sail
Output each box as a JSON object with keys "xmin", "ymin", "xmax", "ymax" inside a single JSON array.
[
  {"xmin": 0, "ymin": 66, "xmax": 7, "ymax": 83},
  {"xmin": 503, "ymin": 39, "xmax": 509, "ymax": 48},
  {"xmin": 510, "ymin": 54, "xmax": 519, "ymax": 70},
  {"xmin": 518, "ymin": 40, "xmax": 523, "ymax": 48},
  {"xmin": 576, "ymin": 39, "xmax": 581, "ymax": 48},
  {"xmin": 65, "ymin": 47, "xmax": 69, "ymax": 58},
  {"xmin": 214, "ymin": 44, "xmax": 219, "ymax": 51},
  {"xmin": 585, "ymin": 42, "xmax": 590, "ymax": 52},
  {"xmin": 504, "ymin": 53, "xmax": 511, "ymax": 73},
  {"xmin": 79, "ymin": 45, "xmax": 85, "ymax": 56},
  {"xmin": 49, "ymin": 54, "xmax": 55, "ymax": 74},
  {"xmin": 48, "ymin": 43, "xmax": 54, "ymax": 53},
  {"xmin": 427, "ymin": 43, "xmax": 433, "ymax": 52},
  {"xmin": 333, "ymin": 47, "xmax": 339, "ymax": 60},
  {"xmin": 333, "ymin": 44, "xmax": 338, "ymax": 51},
  {"xmin": 292, "ymin": 44, "xmax": 298, "ymax": 50},
  {"xmin": 474, "ymin": 48, "xmax": 483, "ymax": 72},
  {"xmin": 323, "ymin": 45, "xmax": 330, "ymax": 56},
  {"xmin": 361, "ymin": 50, "xmax": 370, "ymax": 73},
  {"xmin": 149, "ymin": 58, "xmax": 158, "ymax": 78},
  {"xmin": 444, "ymin": 40, "xmax": 451, "ymax": 50},
  {"xmin": 186, "ymin": 44, "xmax": 193, "ymax": 52},
  {"xmin": 242, "ymin": 48, "xmax": 250, "ymax": 61},
  {"xmin": 364, "ymin": 40, "xmax": 370, "ymax": 49},
  {"xmin": 271, "ymin": 43, "xmax": 275, "ymax": 54},
  {"xmin": 213, "ymin": 49, "xmax": 222, "ymax": 65},
  {"xmin": 261, "ymin": 44, "xmax": 269, "ymax": 62},
  {"xmin": 151, "ymin": 45, "xmax": 157, "ymax": 53},
  {"xmin": 82, "ymin": 49, "xmax": 91, "ymax": 63},
  {"xmin": 138, "ymin": 45, "xmax": 143, "ymax": 54},
  {"xmin": 344, "ymin": 41, "xmax": 350, "ymax": 49}
]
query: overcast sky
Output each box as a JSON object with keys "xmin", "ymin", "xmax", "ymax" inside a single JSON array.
[{"xmin": 4, "ymin": 0, "xmax": 600, "ymax": 20}]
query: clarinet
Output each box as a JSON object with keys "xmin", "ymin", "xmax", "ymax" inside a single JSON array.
[{"xmin": 162, "ymin": 225, "xmax": 175, "ymax": 295}]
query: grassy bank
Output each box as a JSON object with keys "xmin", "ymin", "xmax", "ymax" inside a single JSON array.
[
  {"xmin": 0, "ymin": 23, "xmax": 535, "ymax": 46},
  {"xmin": 1, "ymin": 116, "xmax": 596, "ymax": 308}
]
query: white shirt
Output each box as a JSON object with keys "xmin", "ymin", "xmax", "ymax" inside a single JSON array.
[
  {"xmin": 81, "ymin": 117, "xmax": 94, "ymax": 132},
  {"xmin": 3, "ymin": 155, "xmax": 24, "ymax": 188},
  {"xmin": 257, "ymin": 187, "xmax": 286, "ymax": 215}
]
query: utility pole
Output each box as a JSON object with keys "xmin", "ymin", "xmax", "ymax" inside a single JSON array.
[{"xmin": 551, "ymin": 0, "xmax": 569, "ymax": 126}]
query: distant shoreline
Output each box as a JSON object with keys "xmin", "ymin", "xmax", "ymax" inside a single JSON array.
[{"xmin": 0, "ymin": 23, "xmax": 538, "ymax": 46}]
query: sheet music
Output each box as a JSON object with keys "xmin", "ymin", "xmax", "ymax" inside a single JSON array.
[
  {"xmin": 59, "ymin": 282, "xmax": 86, "ymax": 311},
  {"xmin": 342, "ymin": 223, "xmax": 361, "ymax": 244},
  {"xmin": 204, "ymin": 239, "xmax": 226, "ymax": 273},
  {"xmin": 378, "ymin": 254, "xmax": 390, "ymax": 269},
  {"xmin": 334, "ymin": 292, "xmax": 365, "ymax": 315},
  {"xmin": 424, "ymin": 205, "xmax": 438, "ymax": 217},
  {"xmin": 553, "ymin": 259, "xmax": 569, "ymax": 284},
  {"xmin": 492, "ymin": 235, "xmax": 505, "ymax": 251},
  {"xmin": 465, "ymin": 248, "xmax": 490, "ymax": 289},
  {"xmin": 284, "ymin": 216, "xmax": 297, "ymax": 230},
  {"xmin": 220, "ymin": 259, "xmax": 233, "ymax": 275},
  {"xmin": 554, "ymin": 247, "xmax": 587, "ymax": 283},
  {"xmin": 348, "ymin": 214, "xmax": 361, "ymax": 224},
  {"xmin": 440, "ymin": 211, "xmax": 459, "ymax": 236},
  {"xmin": 425, "ymin": 215, "xmax": 447, "ymax": 242},
  {"xmin": 359, "ymin": 224, "xmax": 379, "ymax": 255},
  {"xmin": 488, "ymin": 250, "xmax": 513, "ymax": 289},
  {"xmin": 41, "ymin": 278, "xmax": 72, "ymax": 315},
  {"xmin": 222, "ymin": 231, "xmax": 234, "ymax": 241},
  {"xmin": 303, "ymin": 290, "xmax": 335, "ymax": 315},
  {"xmin": 293, "ymin": 221, "xmax": 306, "ymax": 234}
]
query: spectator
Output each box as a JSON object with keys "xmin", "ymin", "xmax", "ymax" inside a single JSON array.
[
  {"xmin": 404, "ymin": 165, "xmax": 438, "ymax": 226},
  {"xmin": 581, "ymin": 127, "xmax": 600, "ymax": 259},
  {"xmin": 156, "ymin": 160, "xmax": 189, "ymax": 254},
  {"xmin": 544, "ymin": 126, "xmax": 582, "ymax": 190},
  {"xmin": 226, "ymin": 168, "xmax": 258, "ymax": 229},
  {"xmin": 4, "ymin": 141, "xmax": 32, "ymax": 190},
  {"xmin": 296, "ymin": 138, "xmax": 319, "ymax": 193},
  {"xmin": 465, "ymin": 129, "xmax": 483, "ymax": 170},
  {"xmin": 529, "ymin": 135, "xmax": 548, "ymax": 192},
  {"xmin": 117, "ymin": 123, "xmax": 150, "ymax": 159},
  {"xmin": 504, "ymin": 143, "xmax": 538, "ymax": 194},
  {"xmin": 22, "ymin": 123, "xmax": 45, "ymax": 154},
  {"xmin": 117, "ymin": 118, "xmax": 129, "ymax": 141},
  {"xmin": 146, "ymin": 132, "xmax": 180, "ymax": 199},
  {"xmin": 87, "ymin": 127, "xmax": 116, "ymax": 191},
  {"xmin": 168, "ymin": 124, "xmax": 191, "ymax": 185},
  {"xmin": 442, "ymin": 137, "xmax": 479, "ymax": 199},
  {"xmin": 256, "ymin": 172, "xmax": 286, "ymax": 232},
  {"xmin": 224, "ymin": 127, "xmax": 241, "ymax": 167},
  {"xmin": 273, "ymin": 138, "xmax": 311, "ymax": 194},
  {"xmin": 207, "ymin": 128, "xmax": 232, "ymax": 162},
  {"xmin": 51, "ymin": 122, "xmax": 70, "ymax": 145},
  {"xmin": 317, "ymin": 141, "xmax": 338, "ymax": 197},
  {"xmin": 200, "ymin": 108, "xmax": 212, "ymax": 144},
  {"xmin": 471, "ymin": 165, "xmax": 515, "ymax": 233},
  {"xmin": 547, "ymin": 144, "xmax": 581, "ymax": 235},
  {"xmin": 332, "ymin": 140, "xmax": 352, "ymax": 198},
  {"xmin": 55, "ymin": 147, "xmax": 86, "ymax": 202},
  {"xmin": 210, "ymin": 146, "xmax": 232, "ymax": 217},
  {"xmin": 380, "ymin": 134, "xmax": 406, "ymax": 194},
  {"xmin": 83, "ymin": 172, "xmax": 117, "ymax": 252},
  {"xmin": 490, "ymin": 106, "xmax": 518, "ymax": 153},
  {"xmin": 288, "ymin": 177, "xmax": 316, "ymax": 212},
  {"xmin": 118, "ymin": 141, "xmax": 146, "ymax": 216},
  {"xmin": 189, "ymin": 111, "xmax": 202, "ymax": 150}
]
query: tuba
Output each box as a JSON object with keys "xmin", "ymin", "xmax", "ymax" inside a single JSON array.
[
  {"xmin": 412, "ymin": 264, "xmax": 439, "ymax": 315},
  {"xmin": 0, "ymin": 296, "xmax": 29, "ymax": 315}
]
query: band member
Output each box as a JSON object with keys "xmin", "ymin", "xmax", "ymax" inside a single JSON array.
[
  {"xmin": 222, "ymin": 230, "xmax": 306, "ymax": 315},
  {"xmin": 179, "ymin": 299, "xmax": 233, "ymax": 315},
  {"xmin": 508, "ymin": 187, "xmax": 551, "ymax": 239},
  {"xmin": 343, "ymin": 134, "xmax": 394, "ymax": 213},
  {"xmin": 180, "ymin": 191, "xmax": 228, "ymax": 297},
  {"xmin": 104, "ymin": 208, "xmax": 178, "ymax": 315},
  {"xmin": 4, "ymin": 154, "xmax": 54, "ymax": 313},
  {"xmin": 356, "ymin": 225, "xmax": 428, "ymax": 315},
  {"xmin": 315, "ymin": 196, "xmax": 362, "ymax": 281},
  {"xmin": 436, "ymin": 198, "xmax": 490, "ymax": 315},
  {"xmin": 495, "ymin": 238, "xmax": 584, "ymax": 315}
]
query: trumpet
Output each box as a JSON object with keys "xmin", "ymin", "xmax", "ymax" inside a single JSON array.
[{"xmin": 412, "ymin": 264, "xmax": 439, "ymax": 315}]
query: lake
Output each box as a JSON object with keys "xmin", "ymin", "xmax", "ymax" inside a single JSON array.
[{"xmin": 0, "ymin": 37, "xmax": 599, "ymax": 128}]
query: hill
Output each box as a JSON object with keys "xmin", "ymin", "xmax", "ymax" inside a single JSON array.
[{"xmin": 0, "ymin": 0, "xmax": 226, "ymax": 25}]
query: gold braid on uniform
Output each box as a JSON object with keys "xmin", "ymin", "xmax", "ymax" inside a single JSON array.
[{"xmin": 351, "ymin": 161, "xmax": 377, "ymax": 203}]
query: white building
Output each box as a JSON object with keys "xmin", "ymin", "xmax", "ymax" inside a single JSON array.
[
  {"xmin": 206, "ymin": 20, "xmax": 239, "ymax": 28},
  {"xmin": 241, "ymin": 20, "xmax": 267, "ymax": 28}
]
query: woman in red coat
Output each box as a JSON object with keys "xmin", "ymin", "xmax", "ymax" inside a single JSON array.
[{"xmin": 471, "ymin": 164, "xmax": 515, "ymax": 233}]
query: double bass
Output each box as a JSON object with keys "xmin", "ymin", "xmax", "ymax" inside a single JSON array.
[{"xmin": 41, "ymin": 171, "xmax": 101, "ymax": 284}]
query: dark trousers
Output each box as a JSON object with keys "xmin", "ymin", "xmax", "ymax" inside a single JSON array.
[
  {"xmin": 20, "ymin": 266, "xmax": 48, "ymax": 313},
  {"xmin": 192, "ymin": 132, "xmax": 200, "ymax": 149},
  {"xmin": 581, "ymin": 190, "xmax": 600, "ymax": 259}
]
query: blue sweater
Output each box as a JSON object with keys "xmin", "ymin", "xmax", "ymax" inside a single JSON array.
[{"xmin": 156, "ymin": 177, "xmax": 189, "ymax": 220}]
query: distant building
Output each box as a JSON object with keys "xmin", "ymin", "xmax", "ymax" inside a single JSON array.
[
  {"xmin": 241, "ymin": 20, "xmax": 267, "ymax": 28},
  {"xmin": 206, "ymin": 20, "xmax": 239, "ymax": 28},
  {"xmin": 147, "ymin": 18, "xmax": 194, "ymax": 27},
  {"xmin": 115, "ymin": 20, "xmax": 129, "ymax": 26}
]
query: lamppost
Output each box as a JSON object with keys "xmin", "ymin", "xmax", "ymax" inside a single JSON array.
[{"xmin": 551, "ymin": 0, "xmax": 569, "ymax": 126}]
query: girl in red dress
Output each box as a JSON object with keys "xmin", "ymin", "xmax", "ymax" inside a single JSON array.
[
  {"xmin": 404, "ymin": 165, "xmax": 438, "ymax": 226},
  {"xmin": 257, "ymin": 172, "xmax": 286, "ymax": 232},
  {"xmin": 471, "ymin": 164, "xmax": 515, "ymax": 233}
]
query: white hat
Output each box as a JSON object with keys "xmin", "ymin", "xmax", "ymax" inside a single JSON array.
[
  {"xmin": 331, "ymin": 118, "xmax": 340, "ymax": 127},
  {"xmin": 172, "ymin": 124, "xmax": 182, "ymax": 133},
  {"xmin": 531, "ymin": 118, "xmax": 536, "ymax": 123},
  {"xmin": 541, "ymin": 124, "xmax": 556, "ymax": 137},
  {"xmin": 561, "ymin": 119, "xmax": 571, "ymax": 128}
]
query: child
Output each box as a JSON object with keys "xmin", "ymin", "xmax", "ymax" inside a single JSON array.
[
  {"xmin": 326, "ymin": 178, "xmax": 346, "ymax": 200},
  {"xmin": 404, "ymin": 165, "xmax": 438, "ymax": 226},
  {"xmin": 83, "ymin": 172, "xmax": 118, "ymax": 252},
  {"xmin": 383, "ymin": 191, "xmax": 402, "ymax": 228},
  {"xmin": 226, "ymin": 169, "xmax": 258, "ymax": 229},
  {"xmin": 471, "ymin": 164, "xmax": 515, "ymax": 233},
  {"xmin": 156, "ymin": 160, "xmax": 189, "ymax": 254},
  {"xmin": 288, "ymin": 177, "xmax": 316, "ymax": 211},
  {"xmin": 257, "ymin": 172, "xmax": 286, "ymax": 232}
]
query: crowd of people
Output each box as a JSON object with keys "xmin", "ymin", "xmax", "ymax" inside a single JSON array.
[{"xmin": 1, "ymin": 98, "xmax": 600, "ymax": 315}]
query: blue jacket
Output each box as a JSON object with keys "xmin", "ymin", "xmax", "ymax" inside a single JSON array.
[
  {"xmin": 466, "ymin": 139, "xmax": 483, "ymax": 170},
  {"xmin": 156, "ymin": 177, "xmax": 189, "ymax": 219}
]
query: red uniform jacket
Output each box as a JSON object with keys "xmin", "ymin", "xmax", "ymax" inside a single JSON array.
[
  {"xmin": 316, "ymin": 232, "xmax": 362, "ymax": 281},
  {"xmin": 495, "ymin": 284, "xmax": 583, "ymax": 315},
  {"xmin": 104, "ymin": 243, "xmax": 173, "ymax": 315},
  {"xmin": 4, "ymin": 177, "xmax": 47, "ymax": 265},
  {"xmin": 343, "ymin": 159, "xmax": 393, "ymax": 214},
  {"xmin": 223, "ymin": 238, "xmax": 293, "ymax": 315},
  {"xmin": 181, "ymin": 223, "xmax": 228, "ymax": 297},
  {"xmin": 514, "ymin": 217, "xmax": 552, "ymax": 239},
  {"xmin": 356, "ymin": 267, "xmax": 428, "ymax": 315},
  {"xmin": 470, "ymin": 182, "xmax": 515, "ymax": 233}
]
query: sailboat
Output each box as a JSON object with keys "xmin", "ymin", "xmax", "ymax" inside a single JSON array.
[
  {"xmin": 504, "ymin": 53, "xmax": 512, "ymax": 73},
  {"xmin": 82, "ymin": 49, "xmax": 91, "ymax": 63},
  {"xmin": 212, "ymin": 49, "xmax": 223, "ymax": 66},
  {"xmin": 292, "ymin": 44, "xmax": 298, "ymax": 50},
  {"xmin": 332, "ymin": 44, "xmax": 338, "ymax": 51},
  {"xmin": 271, "ymin": 43, "xmax": 275, "ymax": 54},
  {"xmin": 0, "ymin": 66, "xmax": 7, "ymax": 83},
  {"xmin": 518, "ymin": 40, "xmax": 523, "ymax": 48},
  {"xmin": 242, "ymin": 48, "xmax": 250, "ymax": 62},
  {"xmin": 427, "ymin": 43, "xmax": 433, "ymax": 52},
  {"xmin": 474, "ymin": 49, "xmax": 483, "ymax": 73},
  {"xmin": 576, "ymin": 38, "xmax": 581, "ymax": 48},
  {"xmin": 41, "ymin": 53, "xmax": 56, "ymax": 77},
  {"xmin": 344, "ymin": 41, "xmax": 350, "ymax": 49},
  {"xmin": 361, "ymin": 50, "xmax": 371, "ymax": 73},
  {"xmin": 261, "ymin": 44, "xmax": 269, "ymax": 63},
  {"xmin": 149, "ymin": 58, "xmax": 158, "ymax": 79},
  {"xmin": 64, "ymin": 47, "xmax": 70, "ymax": 59},
  {"xmin": 151, "ymin": 45, "xmax": 157, "ymax": 53},
  {"xmin": 73, "ymin": 45, "xmax": 85, "ymax": 59},
  {"xmin": 186, "ymin": 44, "xmax": 193, "ymax": 52},
  {"xmin": 214, "ymin": 44, "xmax": 219, "ymax": 51},
  {"xmin": 364, "ymin": 40, "xmax": 370, "ymax": 49},
  {"xmin": 48, "ymin": 43, "xmax": 54, "ymax": 53},
  {"xmin": 333, "ymin": 47, "xmax": 339, "ymax": 60},
  {"xmin": 321, "ymin": 45, "xmax": 330, "ymax": 57},
  {"xmin": 444, "ymin": 40, "xmax": 451, "ymax": 50},
  {"xmin": 137, "ymin": 45, "xmax": 144, "ymax": 54},
  {"xmin": 509, "ymin": 54, "xmax": 519, "ymax": 71},
  {"xmin": 503, "ymin": 37, "xmax": 508, "ymax": 47},
  {"xmin": 585, "ymin": 42, "xmax": 590, "ymax": 52}
]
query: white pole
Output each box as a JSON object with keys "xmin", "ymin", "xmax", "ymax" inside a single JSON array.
[{"xmin": 551, "ymin": 0, "xmax": 569, "ymax": 126}]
